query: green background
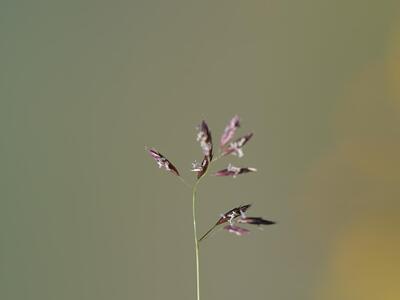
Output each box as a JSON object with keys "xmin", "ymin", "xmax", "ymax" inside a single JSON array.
[{"xmin": 1, "ymin": 1, "xmax": 400, "ymax": 299}]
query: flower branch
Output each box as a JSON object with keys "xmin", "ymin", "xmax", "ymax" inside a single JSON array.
[{"xmin": 146, "ymin": 115, "xmax": 276, "ymax": 300}]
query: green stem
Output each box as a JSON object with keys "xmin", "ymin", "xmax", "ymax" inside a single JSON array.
[
  {"xmin": 192, "ymin": 181, "xmax": 200, "ymax": 300},
  {"xmin": 192, "ymin": 157, "xmax": 217, "ymax": 300}
]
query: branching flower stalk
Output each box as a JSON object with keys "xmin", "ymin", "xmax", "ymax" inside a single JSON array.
[{"xmin": 146, "ymin": 116, "xmax": 276, "ymax": 300}]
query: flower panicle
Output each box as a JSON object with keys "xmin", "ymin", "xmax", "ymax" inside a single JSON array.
[
  {"xmin": 198, "ymin": 204, "xmax": 252, "ymax": 241},
  {"xmin": 200, "ymin": 204, "xmax": 276, "ymax": 239},
  {"xmin": 147, "ymin": 116, "xmax": 276, "ymax": 243},
  {"xmin": 147, "ymin": 115, "xmax": 277, "ymax": 300},
  {"xmin": 146, "ymin": 147, "xmax": 180, "ymax": 176}
]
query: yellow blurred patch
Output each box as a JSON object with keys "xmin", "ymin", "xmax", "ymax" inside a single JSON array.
[
  {"xmin": 298, "ymin": 44, "xmax": 400, "ymax": 299},
  {"xmin": 315, "ymin": 215, "xmax": 400, "ymax": 300}
]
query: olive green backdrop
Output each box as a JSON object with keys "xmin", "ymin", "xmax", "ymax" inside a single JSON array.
[{"xmin": 1, "ymin": 1, "xmax": 400, "ymax": 299}]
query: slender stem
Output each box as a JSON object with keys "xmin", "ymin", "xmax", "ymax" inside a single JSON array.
[
  {"xmin": 191, "ymin": 156, "xmax": 218, "ymax": 300},
  {"xmin": 192, "ymin": 181, "xmax": 200, "ymax": 300}
]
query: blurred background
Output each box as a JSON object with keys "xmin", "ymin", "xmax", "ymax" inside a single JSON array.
[{"xmin": 1, "ymin": 1, "xmax": 400, "ymax": 299}]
